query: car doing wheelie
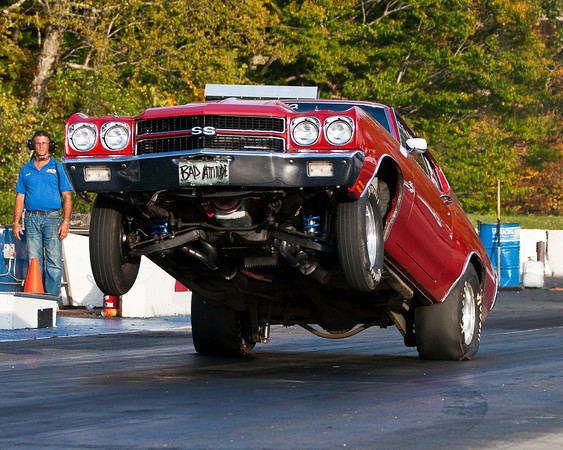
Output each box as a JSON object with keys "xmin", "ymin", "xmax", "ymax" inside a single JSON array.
[{"xmin": 63, "ymin": 84, "xmax": 498, "ymax": 360}]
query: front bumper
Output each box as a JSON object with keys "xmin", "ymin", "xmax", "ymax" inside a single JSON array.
[{"xmin": 63, "ymin": 150, "xmax": 365, "ymax": 193}]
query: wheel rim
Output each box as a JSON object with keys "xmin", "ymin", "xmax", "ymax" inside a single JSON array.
[
  {"xmin": 462, "ymin": 282, "xmax": 476, "ymax": 346},
  {"xmin": 365, "ymin": 203, "xmax": 378, "ymax": 266},
  {"xmin": 119, "ymin": 218, "xmax": 138, "ymax": 265}
]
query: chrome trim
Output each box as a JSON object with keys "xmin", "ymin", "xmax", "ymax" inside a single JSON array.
[
  {"xmin": 390, "ymin": 107, "xmax": 401, "ymax": 141},
  {"xmin": 67, "ymin": 122, "xmax": 98, "ymax": 153},
  {"xmin": 286, "ymin": 101, "xmax": 392, "ymax": 134},
  {"xmin": 490, "ymin": 269, "xmax": 500, "ymax": 310},
  {"xmin": 100, "ymin": 121, "xmax": 131, "ymax": 152},
  {"xmin": 135, "ymin": 116, "xmax": 286, "ymax": 136},
  {"xmin": 135, "ymin": 134, "xmax": 286, "ymax": 154},
  {"xmin": 291, "ymin": 117, "xmax": 321, "ymax": 147},
  {"xmin": 359, "ymin": 153, "xmax": 393, "ymax": 198},
  {"xmin": 324, "ymin": 116, "xmax": 354, "ymax": 146},
  {"xmin": 63, "ymin": 149, "xmax": 364, "ymax": 165},
  {"xmin": 438, "ymin": 253, "xmax": 475, "ymax": 303}
]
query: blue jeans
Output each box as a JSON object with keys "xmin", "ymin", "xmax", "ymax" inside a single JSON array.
[{"xmin": 24, "ymin": 211, "xmax": 62, "ymax": 298}]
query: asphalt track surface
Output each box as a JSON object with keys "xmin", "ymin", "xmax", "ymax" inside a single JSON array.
[{"xmin": 0, "ymin": 281, "xmax": 561, "ymax": 449}]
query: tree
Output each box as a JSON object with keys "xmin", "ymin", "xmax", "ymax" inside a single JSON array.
[
  {"xmin": 0, "ymin": 0, "xmax": 560, "ymax": 221},
  {"xmin": 258, "ymin": 0, "xmax": 562, "ymax": 214}
]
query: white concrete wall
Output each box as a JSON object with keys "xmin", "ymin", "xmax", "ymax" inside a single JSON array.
[
  {"xmin": 0, "ymin": 294, "xmax": 58, "ymax": 329},
  {"xmin": 520, "ymin": 229, "xmax": 563, "ymax": 277},
  {"xmin": 121, "ymin": 257, "xmax": 191, "ymax": 318},
  {"xmin": 547, "ymin": 230, "xmax": 563, "ymax": 277},
  {"xmin": 63, "ymin": 228, "xmax": 562, "ymax": 316},
  {"xmin": 63, "ymin": 233, "xmax": 103, "ymax": 307},
  {"xmin": 64, "ymin": 233, "xmax": 191, "ymax": 317}
]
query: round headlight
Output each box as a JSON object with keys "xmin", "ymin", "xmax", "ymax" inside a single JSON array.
[
  {"xmin": 291, "ymin": 117, "xmax": 321, "ymax": 147},
  {"xmin": 325, "ymin": 116, "xmax": 354, "ymax": 146},
  {"xmin": 101, "ymin": 122, "xmax": 130, "ymax": 151},
  {"xmin": 68, "ymin": 123, "xmax": 97, "ymax": 152}
]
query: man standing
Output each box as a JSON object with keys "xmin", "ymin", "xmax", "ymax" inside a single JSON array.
[{"xmin": 13, "ymin": 130, "xmax": 73, "ymax": 301}]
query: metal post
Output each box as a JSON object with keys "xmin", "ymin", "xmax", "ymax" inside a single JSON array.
[{"xmin": 497, "ymin": 180, "xmax": 501, "ymax": 281}]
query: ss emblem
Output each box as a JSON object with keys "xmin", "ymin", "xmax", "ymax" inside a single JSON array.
[{"xmin": 191, "ymin": 126, "xmax": 216, "ymax": 136}]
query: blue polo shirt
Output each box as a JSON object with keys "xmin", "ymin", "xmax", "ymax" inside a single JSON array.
[{"xmin": 15, "ymin": 158, "xmax": 73, "ymax": 212}]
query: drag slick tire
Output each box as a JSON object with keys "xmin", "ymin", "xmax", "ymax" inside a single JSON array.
[
  {"xmin": 415, "ymin": 265, "xmax": 483, "ymax": 360},
  {"xmin": 335, "ymin": 189, "xmax": 384, "ymax": 292},
  {"xmin": 90, "ymin": 195, "xmax": 141, "ymax": 296},
  {"xmin": 191, "ymin": 293, "xmax": 255, "ymax": 356}
]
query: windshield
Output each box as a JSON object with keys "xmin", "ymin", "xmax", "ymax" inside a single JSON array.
[{"xmin": 285, "ymin": 101, "xmax": 391, "ymax": 134}]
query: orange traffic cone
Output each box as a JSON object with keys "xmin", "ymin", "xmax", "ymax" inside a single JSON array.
[{"xmin": 24, "ymin": 258, "xmax": 45, "ymax": 294}]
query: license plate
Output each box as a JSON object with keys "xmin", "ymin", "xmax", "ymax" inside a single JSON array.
[{"xmin": 178, "ymin": 159, "xmax": 229, "ymax": 186}]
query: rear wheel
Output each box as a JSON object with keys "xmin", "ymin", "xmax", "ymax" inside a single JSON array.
[
  {"xmin": 191, "ymin": 293, "xmax": 255, "ymax": 356},
  {"xmin": 335, "ymin": 188, "xmax": 384, "ymax": 292},
  {"xmin": 90, "ymin": 195, "xmax": 140, "ymax": 296},
  {"xmin": 415, "ymin": 265, "xmax": 482, "ymax": 360}
]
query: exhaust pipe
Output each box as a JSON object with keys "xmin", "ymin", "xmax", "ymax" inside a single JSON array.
[{"xmin": 279, "ymin": 241, "xmax": 330, "ymax": 284}]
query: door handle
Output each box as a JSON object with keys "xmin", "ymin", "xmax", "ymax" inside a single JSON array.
[{"xmin": 440, "ymin": 194, "xmax": 453, "ymax": 205}]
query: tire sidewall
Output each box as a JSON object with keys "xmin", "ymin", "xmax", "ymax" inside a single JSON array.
[
  {"xmin": 336, "ymin": 188, "xmax": 384, "ymax": 292},
  {"xmin": 364, "ymin": 192, "xmax": 384, "ymax": 288},
  {"xmin": 191, "ymin": 293, "xmax": 255, "ymax": 356},
  {"xmin": 90, "ymin": 195, "xmax": 140, "ymax": 295},
  {"xmin": 460, "ymin": 267, "xmax": 482, "ymax": 360},
  {"xmin": 415, "ymin": 264, "xmax": 483, "ymax": 360}
]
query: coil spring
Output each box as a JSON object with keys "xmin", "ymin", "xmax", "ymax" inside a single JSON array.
[
  {"xmin": 151, "ymin": 218, "xmax": 170, "ymax": 236},
  {"xmin": 303, "ymin": 215, "xmax": 323, "ymax": 237}
]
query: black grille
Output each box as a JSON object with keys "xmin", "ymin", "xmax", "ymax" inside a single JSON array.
[
  {"xmin": 137, "ymin": 135, "xmax": 285, "ymax": 154},
  {"xmin": 137, "ymin": 115, "xmax": 285, "ymax": 135}
]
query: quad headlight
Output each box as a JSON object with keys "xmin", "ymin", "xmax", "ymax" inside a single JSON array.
[
  {"xmin": 68, "ymin": 123, "xmax": 97, "ymax": 152},
  {"xmin": 291, "ymin": 117, "xmax": 321, "ymax": 147},
  {"xmin": 291, "ymin": 116, "xmax": 354, "ymax": 148},
  {"xmin": 325, "ymin": 116, "xmax": 354, "ymax": 146},
  {"xmin": 101, "ymin": 122, "xmax": 130, "ymax": 151}
]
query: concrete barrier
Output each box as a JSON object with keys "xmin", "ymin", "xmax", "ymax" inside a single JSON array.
[
  {"xmin": 547, "ymin": 230, "xmax": 563, "ymax": 276},
  {"xmin": 520, "ymin": 230, "xmax": 563, "ymax": 277},
  {"xmin": 121, "ymin": 257, "xmax": 191, "ymax": 318},
  {"xmin": 0, "ymin": 293, "xmax": 58, "ymax": 329},
  {"xmin": 57, "ymin": 228, "xmax": 563, "ymax": 316},
  {"xmin": 64, "ymin": 233, "xmax": 191, "ymax": 317}
]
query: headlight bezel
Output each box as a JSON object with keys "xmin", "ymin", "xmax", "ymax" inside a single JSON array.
[
  {"xmin": 324, "ymin": 116, "xmax": 354, "ymax": 146},
  {"xmin": 291, "ymin": 117, "xmax": 321, "ymax": 147},
  {"xmin": 100, "ymin": 121, "xmax": 131, "ymax": 152},
  {"xmin": 68, "ymin": 122, "xmax": 98, "ymax": 153}
]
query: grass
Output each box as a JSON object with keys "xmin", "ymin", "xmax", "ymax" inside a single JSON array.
[{"xmin": 466, "ymin": 214, "xmax": 563, "ymax": 230}]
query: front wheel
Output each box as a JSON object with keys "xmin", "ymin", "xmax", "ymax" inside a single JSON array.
[
  {"xmin": 335, "ymin": 189, "xmax": 384, "ymax": 292},
  {"xmin": 415, "ymin": 265, "xmax": 483, "ymax": 360},
  {"xmin": 191, "ymin": 293, "xmax": 255, "ymax": 356},
  {"xmin": 90, "ymin": 195, "xmax": 141, "ymax": 296}
]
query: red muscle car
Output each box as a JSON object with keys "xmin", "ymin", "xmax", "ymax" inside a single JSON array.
[{"xmin": 63, "ymin": 84, "xmax": 498, "ymax": 360}]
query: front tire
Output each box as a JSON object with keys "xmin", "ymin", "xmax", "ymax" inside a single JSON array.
[
  {"xmin": 415, "ymin": 265, "xmax": 483, "ymax": 360},
  {"xmin": 90, "ymin": 195, "xmax": 141, "ymax": 296},
  {"xmin": 191, "ymin": 293, "xmax": 255, "ymax": 356},
  {"xmin": 335, "ymin": 188, "xmax": 384, "ymax": 292}
]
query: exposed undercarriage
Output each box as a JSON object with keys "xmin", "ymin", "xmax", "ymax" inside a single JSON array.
[{"xmin": 92, "ymin": 182, "xmax": 417, "ymax": 345}]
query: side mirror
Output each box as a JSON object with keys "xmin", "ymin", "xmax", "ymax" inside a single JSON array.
[{"xmin": 406, "ymin": 138, "xmax": 427, "ymax": 154}]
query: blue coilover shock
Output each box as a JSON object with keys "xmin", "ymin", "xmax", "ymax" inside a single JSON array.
[
  {"xmin": 151, "ymin": 217, "xmax": 170, "ymax": 237},
  {"xmin": 303, "ymin": 215, "xmax": 323, "ymax": 237}
]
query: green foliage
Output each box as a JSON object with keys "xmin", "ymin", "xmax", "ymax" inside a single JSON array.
[
  {"xmin": 467, "ymin": 213, "xmax": 563, "ymax": 230},
  {"xmin": 427, "ymin": 119, "xmax": 522, "ymax": 213},
  {"xmin": 0, "ymin": 191, "xmax": 16, "ymax": 224},
  {"xmin": 0, "ymin": 0, "xmax": 560, "ymax": 221}
]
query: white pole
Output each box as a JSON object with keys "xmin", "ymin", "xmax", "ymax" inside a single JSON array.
[{"xmin": 497, "ymin": 179, "xmax": 501, "ymax": 281}]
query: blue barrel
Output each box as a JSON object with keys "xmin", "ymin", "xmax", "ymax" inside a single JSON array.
[{"xmin": 479, "ymin": 223, "xmax": 521, "ymax": 287}]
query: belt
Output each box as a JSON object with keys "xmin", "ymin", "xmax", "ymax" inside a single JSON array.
[{"xmin": 26, "ymin": 209, "xmax": 60, "ymax": 216}]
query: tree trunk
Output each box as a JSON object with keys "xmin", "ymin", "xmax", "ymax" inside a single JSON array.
[{"xmin": 28, "ymin": 24, "xmax": 63, "ymax": 110}]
